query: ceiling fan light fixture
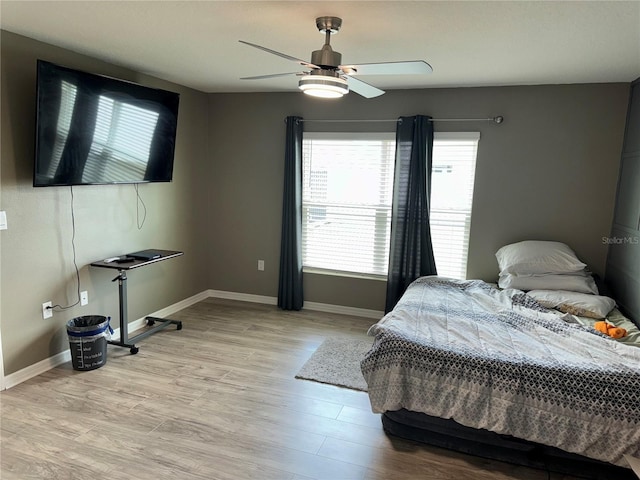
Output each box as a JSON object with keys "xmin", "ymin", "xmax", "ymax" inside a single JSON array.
[{"xmin": 298, "ymin": 74, "xmax": 348, "ymax": 98}]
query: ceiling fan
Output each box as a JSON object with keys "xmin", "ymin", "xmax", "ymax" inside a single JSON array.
[{"xmin": 239, "ymin": 16, "xmax": 432, "ymax": 99}]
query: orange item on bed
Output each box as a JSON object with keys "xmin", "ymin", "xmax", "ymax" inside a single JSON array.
[{"xmin": 594, "ymin": 321, "xmax": 627, "ymax": 339}]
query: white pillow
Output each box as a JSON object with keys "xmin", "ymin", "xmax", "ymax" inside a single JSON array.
[
  {"xmin": 498, "ymin": 272, "xmax": 598, "ymax": 294},
  {"xmin": 496, "ymin": 241, "xmax": 586, "ymax": 276},
  {"xmin": 527, "ymin": 290, "xmax": 616, "ymax": 319}
]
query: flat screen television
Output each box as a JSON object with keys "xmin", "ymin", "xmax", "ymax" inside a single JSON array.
[{"xmin": 34, "ymin": 60, "xmax": 180, "ymax": 187}]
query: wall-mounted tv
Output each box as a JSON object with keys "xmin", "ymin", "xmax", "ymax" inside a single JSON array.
[{"xmin": 34, "ymin": 60, "xmax": 180, "ymax": 187}]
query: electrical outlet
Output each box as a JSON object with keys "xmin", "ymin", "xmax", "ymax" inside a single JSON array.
[
  {"xmin": 42, "ymin": 301, "xmax": 53, "ymax": 319},
  {"xmin": 80, "ymin": 291, "xmax": 88, "ymax": 306},
  {"xmin": 257, "ymin": 260, "xmax": 265, "ymax": 271}
]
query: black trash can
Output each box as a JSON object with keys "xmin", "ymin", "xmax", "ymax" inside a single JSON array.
[{"xmin": 67, "ymin": 315, "xmax": 112, "ymax": 371}]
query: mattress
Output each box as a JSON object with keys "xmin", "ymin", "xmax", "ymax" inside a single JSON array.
[{"xmin": 361, "ymin": 276, "xmax": 640, "ymax": 467}]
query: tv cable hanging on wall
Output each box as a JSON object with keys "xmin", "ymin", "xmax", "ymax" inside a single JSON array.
[
  {"xmin": 134, "ymin": 183, "xmax": 147, "ymax": 230},
  {"xmin": 49, "ymin": 185, "xmax": 81, "ymax": 311}
]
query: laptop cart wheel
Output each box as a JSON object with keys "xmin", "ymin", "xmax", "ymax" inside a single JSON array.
[
  {"xmin": 146, "ymin": 318, "xmax": 155, "ymax": 326},
  {"xmin": 130, "ymin": 346, "xmax": 139, "ymax": 355},
  {"xmin": 177, "ymin": 322, "xmax": 183, "ymax": 331}
]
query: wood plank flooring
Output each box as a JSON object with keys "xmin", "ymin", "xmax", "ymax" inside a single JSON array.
[{"xmin": 1, "ymin": 297, "xmax": 580, "ymax": 479}]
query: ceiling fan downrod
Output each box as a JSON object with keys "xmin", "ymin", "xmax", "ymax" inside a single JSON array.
[{"xmin": 311, "ymin": 17, "xmax": 343, "ymax": 68}]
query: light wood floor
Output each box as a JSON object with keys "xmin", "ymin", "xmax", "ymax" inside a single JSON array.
[{"xmin": 1, "ymin": 298, "xmax": 580, "ymax": 479}]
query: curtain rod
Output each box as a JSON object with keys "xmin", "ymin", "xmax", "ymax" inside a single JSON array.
[{"xmin": 294, "ymin": 116, "xmax": 504, "ymax": 124}]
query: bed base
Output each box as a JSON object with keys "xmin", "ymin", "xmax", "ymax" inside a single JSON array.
[{"xmin": 382, "ymin": 410, "xmax": 636, "ymax": 480}]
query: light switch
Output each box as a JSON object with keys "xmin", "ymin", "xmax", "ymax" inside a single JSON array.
[{"xmin": 0, "ymin": 211, "xmax": 6, "ymax": 230}]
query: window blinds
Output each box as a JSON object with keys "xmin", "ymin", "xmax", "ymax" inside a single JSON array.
[
  {"xmin": 302, "ymin": 133, "xmax": 395, "ymax": 276},
  {"xmin": 302, "ymin": 131, "xmax": 479, "ymax": 279},
  {"xmin": 430, "ymin": 132, "xmax": 480, "ymax": 279}
]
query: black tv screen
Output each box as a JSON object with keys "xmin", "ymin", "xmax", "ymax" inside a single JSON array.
[{"xmin": 34, "ymin": 60, "xmax": 180, "ymax": 187}]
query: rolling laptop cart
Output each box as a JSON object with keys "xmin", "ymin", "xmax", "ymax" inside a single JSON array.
[{"xmin": 90, "ymin": 249, "xmax": 183, "ymax": 354}]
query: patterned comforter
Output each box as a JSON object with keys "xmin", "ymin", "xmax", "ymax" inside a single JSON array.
[{"xmin": 361, "ymin": 277, "xmax": 640, "ymax": 467}]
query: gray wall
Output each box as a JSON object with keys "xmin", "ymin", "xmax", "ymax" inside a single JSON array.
[
  {"xmin": 207, "ymin": 84, "xmax": 629, "ymax": 310},
  {"xmin": 606, "ymin": 78, "xmax": 640, "ymax": 322},
  {"xmin": 0, "ymin": 31, "xmax": 210, "ymax": 375}
]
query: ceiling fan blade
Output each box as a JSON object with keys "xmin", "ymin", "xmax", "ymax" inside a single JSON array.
[
  {"xmin": 240, "ymin": 72, "xmax": 303, "ymax": 80},
  {"xmin": 239, "ymin": 40, "xmax": 319, "ymax": 70},
  {"xmin": 342, "ymin": 60, "xmax": 433, "ymax": 76},
  {"xmin": 346, "ymin": 76, "xmax": 385, "ymax": 98}
]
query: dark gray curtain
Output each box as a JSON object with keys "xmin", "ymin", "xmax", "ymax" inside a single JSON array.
[
  {"xmin": 385, "ymin": 115, "xmax": 437, "ymax": 313},
  {"xmin": 277, "ymin": 116, "xmax": 304, "ymax": 310}
]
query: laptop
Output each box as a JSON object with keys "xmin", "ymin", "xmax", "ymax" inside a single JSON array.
[{"xmin": 127, "ymin": 249, "xmax": 162, "ymax": 261}]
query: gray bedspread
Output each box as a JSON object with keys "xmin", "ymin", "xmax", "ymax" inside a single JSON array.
[{"xmin": 361, "ymin": 277, "xmax": 640, "ymax": 467}]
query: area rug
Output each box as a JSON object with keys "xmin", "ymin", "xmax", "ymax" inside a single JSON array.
[{"xmin": 295, "ymin": 337, "xmax": 374, "ymax": 391}]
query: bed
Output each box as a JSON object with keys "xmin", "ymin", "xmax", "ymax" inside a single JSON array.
[{"xmin": 361, "ymin": 271, "xmax": 640, "ymax": 479}]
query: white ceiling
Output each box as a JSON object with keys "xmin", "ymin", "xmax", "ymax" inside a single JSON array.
[{"xmin": 1, "ymin": 1, "xmax": 639, "ymax": 94}]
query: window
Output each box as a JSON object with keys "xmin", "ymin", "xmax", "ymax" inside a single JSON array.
[
  {"xmin": 430, "ymin": 132, "xmax": 480, "ymax": 279},
  {"xmin": 301, "ymin": 131, "xmax": 479, "ymax": 279},
  {"xmin": 302, "ymin": 133, "xmax": 395, "ymax": 277}
]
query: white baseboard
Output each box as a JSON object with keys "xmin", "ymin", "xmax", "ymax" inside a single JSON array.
[
  {"xmin": 3, "ymin": 290, "xmax": 210, "ymax": 390},
  {"xmin": 207, "ymin": 289, "xmax": 277, "ymax": 305},
  {"xmin": 3, "ymin": 349, "xmax": 72, "ymax": 390},
  {"xmin": 206, "ymin": 289, "xmax": 383, "ymax": 319},
  {"xmin": 3, "ymin": 289, "xmax": 382, "ymax": 389},
  {"xmin": 109, "ymin": 289, "xmax": 210, "ymax": 342}
]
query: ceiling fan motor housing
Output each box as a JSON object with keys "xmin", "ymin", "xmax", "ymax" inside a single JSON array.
[{"xmin": 311, "ymin": 45, "xmax": 342, "ymax": 68}]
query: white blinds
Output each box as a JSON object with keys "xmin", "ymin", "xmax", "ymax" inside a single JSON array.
[
  {"xmin": 301, "ymin": 131, "xmax": 479, "ymax": 279},
  {"xmin": 430, "ymin": 132, "xmax": 480, "ymax": 279},
  {"xmin": 302, "ymin": 133, "xmax": 395, "ymax": 276}
]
